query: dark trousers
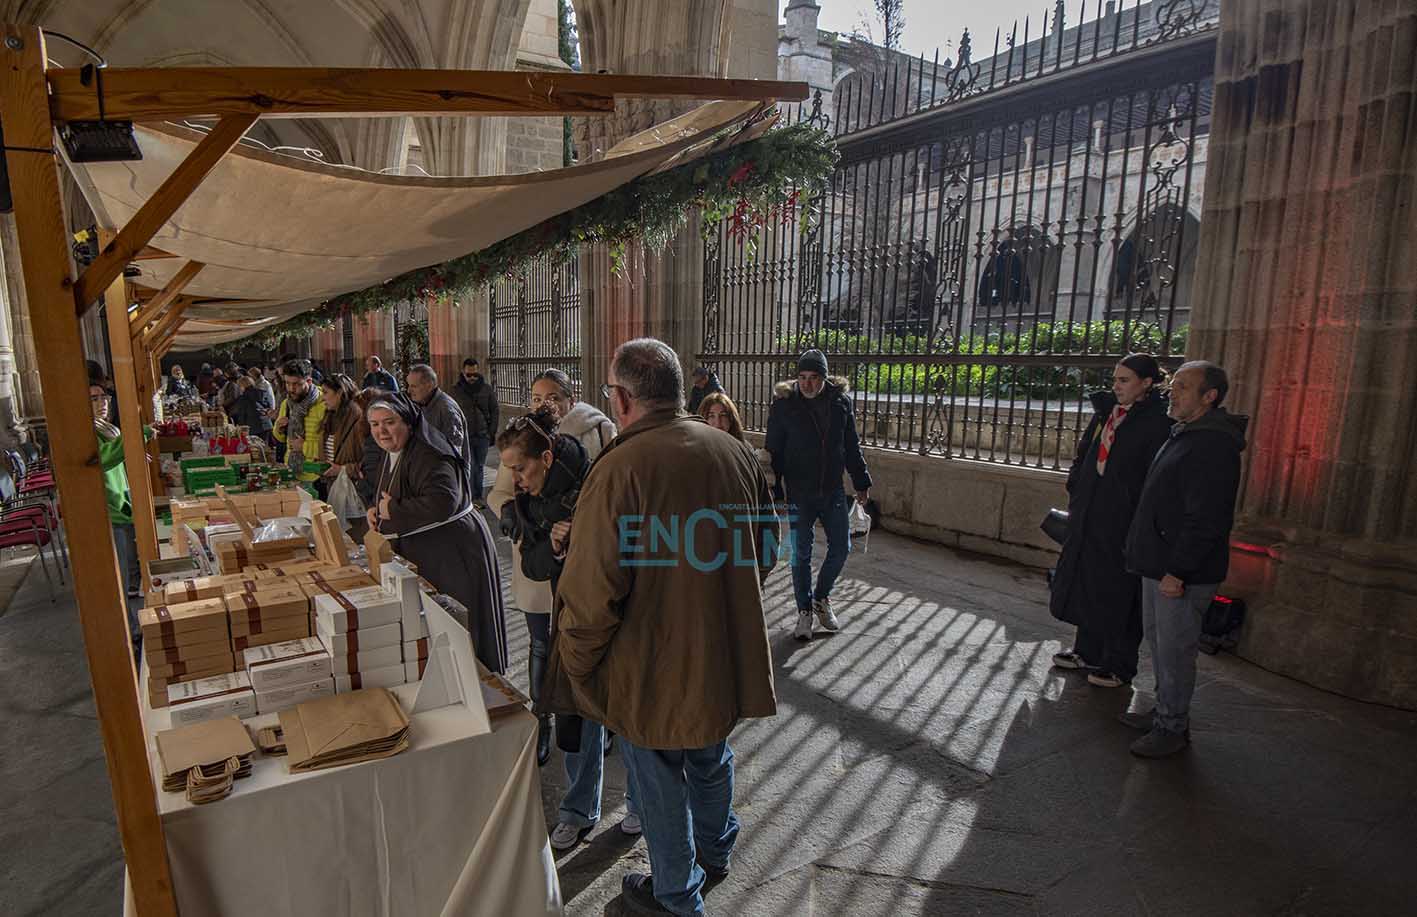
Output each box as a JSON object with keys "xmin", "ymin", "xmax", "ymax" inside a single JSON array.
[
  {"xmin": 469, "ymin": 435, "xmax": 491, "ymax": 499},
  {"xmin": 1072, "ymin": 605, "xmax": 1143, "ymax": 682}
]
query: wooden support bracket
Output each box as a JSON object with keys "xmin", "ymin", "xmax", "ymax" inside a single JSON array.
[
  {"xmin": 75, "ymin": 115, "xmax": 257, "ymax": 311},
  {"xmin": 130, "ymin": 260, "xmax": 204, "ymax": 334}
]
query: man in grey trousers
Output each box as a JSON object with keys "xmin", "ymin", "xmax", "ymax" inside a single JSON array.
[{"xmin": 1121, "ymin": 361, "xmax": 1248, "ymax": 758}]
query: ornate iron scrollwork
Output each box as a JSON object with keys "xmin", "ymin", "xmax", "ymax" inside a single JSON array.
[
  {"xmin": 702, "ymin": 229, "xmax": 722, "ymax": 354},
  {"xmin": 806, "ymin": 89, "xmax": 831, "ymax": 133},
  {"xmin": 1153, "ymin": 0, "xmax": 1214, "ymax": 43},
  {"xmin": 940, "ymin": 30, "xmax": 984, "ymax": 103}
]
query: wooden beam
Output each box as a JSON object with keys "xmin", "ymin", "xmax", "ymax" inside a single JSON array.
[
  {"xmin": 134, "ymin": 245, "xmax": 177, "ymax": 261},
  {"xmin": 142, "ymin": 297, "xmax": 192, "ymax": 350},
  {"xmin": 129, "ymin": 261, "xmax": 203, "ymax": 334},
  {"xmin": 102, "ymin": 241, "xmax": 160, "ymax": 565},
  {"xmin": 46, "ymin": 66, "xmax": 809, "ymax": 122},
  {"xmin": 0, "ymin": 25, "xmax": 178, "ymax": 916},
  {"xmin": 74, "ymin": 114, "xmax": 257, "ymax": 311}
]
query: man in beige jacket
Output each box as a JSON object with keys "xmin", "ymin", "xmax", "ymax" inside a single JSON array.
[{"xmin": 546, "ymin": 338, "xmax": 777, "ymax": 916}]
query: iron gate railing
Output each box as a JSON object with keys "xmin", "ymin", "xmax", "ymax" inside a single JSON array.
[
  {"xmin": 487, "ymin": 253, "xmax": 582, "ymax": 409},
  {"xmin": 700, "ymin": 0, "xmax": 1216, "ymax": 470}
]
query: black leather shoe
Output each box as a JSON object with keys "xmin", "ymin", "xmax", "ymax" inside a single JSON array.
[
  {"xmin": 536, "ymin": 714, "xmax": 553, "ymax": 767},
  {"xmin": 621, "ymin": 873, "xmax": 674, "ymax": 914}
]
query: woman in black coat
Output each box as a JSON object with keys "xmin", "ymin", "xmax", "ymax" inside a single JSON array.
[
  {"xmin": 365, "ymin": 393, "xmax": 509, "ymax": 674},
  {"xmin": 1050, "ymin": 353, "xmax": 1173, "ymax": 688}
]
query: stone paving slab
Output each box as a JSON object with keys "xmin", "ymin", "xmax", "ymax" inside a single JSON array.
[{"xmin": 4, "ymin": 524, "xmax": 1417, "ymax": 915}]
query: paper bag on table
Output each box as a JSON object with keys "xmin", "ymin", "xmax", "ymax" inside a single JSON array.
[
  {"xmin": 154, "ymin": 716, "xmax": 257, "ymax": 802},
  {"xmin": 278, "ymin": 686, "xmax": 410, "ymax": 772},
  {"xmin": 363, "ymin": 526, "xmax": 394, "ymax": 578}
]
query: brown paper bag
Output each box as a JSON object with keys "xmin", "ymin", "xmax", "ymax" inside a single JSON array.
[
  {"xmin": 363, "ymin": 526, "xmax": 394, "ymax": 578},
  {"xmin": 278, "ymin": 687, "xmax": 410, "ymax": 772}
]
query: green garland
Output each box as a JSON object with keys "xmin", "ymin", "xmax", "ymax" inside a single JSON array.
[{"xmin": 230, "ymin": 120, "xmax": 837, "ymax": 351}]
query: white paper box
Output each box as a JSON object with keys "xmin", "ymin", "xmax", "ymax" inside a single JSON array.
[
  {"xmin": 255, "ymin": 677, "xmax": 333, "ymax": 714},
  {"xmin": 315, "ymin": 620, "xmax": 402, "ymax": 653},
  {"xmin": 167, "ymin": 671, "xmax": 256, "ymax": 726},
  {"xmin": 321, "ymin": 639, "xmax": 402, "ymax": 675},
  {"xmin": 402, "ymin": 636, "xmax": 429, "ymax": 662},
  {"xmin": 243, "ymin": 637, "xmax": 331, "ymax": 692},
  {"xmin": 403, "ymin": 656, "xmax": 428, "ymax": 682},
  {"xmin": 333, "ymin": 662, "xmax": 407, "ymax": 693},
  {"xmin": 380, "ymin": 561, "xmax": 427, "ymax": 639},
  {"xmin": 313, "ymin": 586, "xmax": 402, "ymax": 634}
]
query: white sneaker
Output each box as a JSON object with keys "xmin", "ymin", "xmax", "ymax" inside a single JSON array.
[
  {"xmin": 813, "ymin": 597, "xmax": 840, "ymax": 631},
  {"xmin": 620, "ymin": 813, "xmax": 642, "ymax": 836},
  {"xmin": 549, "ymin": 822, "xmax": 590, "ymax": 851},
  {"xmin": 793, "ymin": 608, "xmax": 814, "ymax": 641}
]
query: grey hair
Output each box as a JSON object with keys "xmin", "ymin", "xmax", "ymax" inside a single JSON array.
[
  {"xmin": 408, "ymin": 363, "xmax": 437, "ymax": 386},
  {"xmin": 611, "ymin": 338, "xmax": 684, "ymax": 409}
]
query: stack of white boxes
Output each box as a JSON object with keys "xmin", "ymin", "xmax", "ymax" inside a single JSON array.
[
  {"xmin": 314, "ymin": 585, "xmax": 406, "ymax": 691},
  {"xmin": 382, "ymin": 562, "xmax": 431, "ymax": 683},
  {"xmin": 243, "ymin": 636, "xmax": 334, "ymax": 714}
]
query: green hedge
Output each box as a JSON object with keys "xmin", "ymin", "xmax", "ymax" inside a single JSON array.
[{"xmin": 774, "ymin": 321, "xmax": 1189, "ymax": 399}]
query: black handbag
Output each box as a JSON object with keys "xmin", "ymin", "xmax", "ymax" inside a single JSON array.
[{"xmin": 1040, "ymin": 508, "xmax": 1069, "ymax": 545}]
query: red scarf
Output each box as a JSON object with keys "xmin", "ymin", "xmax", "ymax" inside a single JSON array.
[{"xmin": 1095, "ymin": 404, "xmax": 1129, "ymax": 475}]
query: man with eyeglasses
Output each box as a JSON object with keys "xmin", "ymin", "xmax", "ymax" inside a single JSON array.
[
  {"xmin": 451, "ymin": 357, "xmax": 498, "ymax": 500},
  {"xmin": 546, "ymin": 338, "xmax": 777, "ymax": 916}
]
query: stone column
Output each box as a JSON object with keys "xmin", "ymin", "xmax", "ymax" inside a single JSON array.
[
  {"xmin": 1189, "ymin": 0, "xmax": 1417, "ymax": 709},
  {"xmin": 0, "ymin": 213, "xmax": 43, "ymax": 442}
]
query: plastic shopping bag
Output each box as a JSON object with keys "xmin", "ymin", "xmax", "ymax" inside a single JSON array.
[
  {"xmin": 849, "ymin": 498, "xmax": 871, "ymax": 554},
  {"xmin": 327, "ymin": 468, "xmax": 366, "ymax": 521}
]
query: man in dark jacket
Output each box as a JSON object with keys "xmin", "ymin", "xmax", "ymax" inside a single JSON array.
[
  {"xmin": 686, "ymin": 366, "xmax": 724, "ymax": 414},
  {"xmin": 451, "ymin": 357, "xmax": 498, "ymax": 501},
  {"xmin": 362, "ymin": 355, "xmax": 398, "ymax": 392},
  {"xmin": 405, "ymin": 364, "xmax": 471, "ymax": 469},
  {"xmin": 1122, "ymin": 361, "xmax": 1247, "ymax": 758},
  {"xmin": 765, "ymin": 349, "xmax": 872, "ymax": 641}
]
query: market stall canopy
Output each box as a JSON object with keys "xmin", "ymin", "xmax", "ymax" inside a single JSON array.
[{"xmin": 65, "ymin": 100, "xmax": 773, "ymax": 349}]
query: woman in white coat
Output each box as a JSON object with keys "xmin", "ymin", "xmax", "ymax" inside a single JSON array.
[{"xmin": 488, "ymin": 370, "xmax": 614, "ymax": 758}]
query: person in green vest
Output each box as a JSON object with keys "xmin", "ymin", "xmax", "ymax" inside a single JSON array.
[
  {"xmin": 272, "ymin": 358, "xmax": 328, "ymax": 484},
  {"xmin": 92, "ymin": 383, "xmax": 147, "ymax": 648}
]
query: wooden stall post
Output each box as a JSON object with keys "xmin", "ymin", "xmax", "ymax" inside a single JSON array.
[
  {"xmin": 0, "ymin": 26, "xmax": 179, "ymax": 916},
  {"xmin": 101, "ymin": 235, "xmax": 161, "ymax": 566}
]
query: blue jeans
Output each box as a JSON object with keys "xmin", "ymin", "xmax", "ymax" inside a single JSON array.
[
  {"xmin": 469, "ymin": 435, "xmax": 491, "ymax": 499},
  {"xmin": 112, "ymin": 522, "xmax": 141, "ymax": 641},
  {"xmin": 1141, "ymin": 577, "xmax": 1219, "ymax": 734},
  {"xmin": 788, "ymin": 488, "xmax": 852, "ymax": 611},
  {"xmin": 560, "ymin": 719, "xmax": 638, "ymax": 828},
  {"xmin": 620, "ymin": 739, "xmax": 739, "ymax": 916}
]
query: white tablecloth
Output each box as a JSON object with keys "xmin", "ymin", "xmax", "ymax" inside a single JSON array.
[{"xmin": 125, "ymin": 599, "xmax": 562, "ymax": 916}]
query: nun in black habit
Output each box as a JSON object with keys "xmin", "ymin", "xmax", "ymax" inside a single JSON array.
[{"xmin": 365, "ymin": 393, "xmax": 509, "ymax": 674}]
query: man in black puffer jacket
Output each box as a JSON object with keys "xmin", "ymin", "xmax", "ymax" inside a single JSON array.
[
  {"xmin": 1122, "ymin": 360, "xmax": 1247, "ymax": 759},
  {"xmin": 766, "ymin": 349, "xmax": 872, "ymax": 642}
]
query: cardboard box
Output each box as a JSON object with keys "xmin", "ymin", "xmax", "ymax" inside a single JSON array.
[
  {"xmin": 255, "ymin": 677, "xmax": 334, "ymax": 715},
  {"xmin": 403, "ymin": 656, "xmax": 428, "ymax": 682},
  {"xmin": 225, "ymin": 586, "xmax": 310, "ymax": 637},
  {"xmin": 148, "ymin": 650, "xmax": 236, "ymax": 681},
  {"xmin": 402, "ymin": 636, "xmax": 429, "ymax": 662},
  {"xmin": 298, "ymin": 565, "xmax": 377, "ymax": 593},
  {"xmin": 139, "ymin": 599, "xmax": 229, "ymax": 645},
  {"xmin": 379, "ymin": 561, "xmax": 428, "ymax": 639},
  {"xmin": 323, "ymin": 641, "xmax": 402, "ymax": 676},
  {"xmin": 167, "ymin": 672, "xmax": 256, "ymax": 726},
  {"xmin": 333, "ymin": 663, "xmax": 407, "ymax": 693},
  {"xmin": 214, "ymin": 540, "xmax": 312, "ymax": 574},
  {"xmin": 230, "ymin": 621, "xmax": 310, "ymax": 654},
  {"xmin": 160, "ymin": 575, "xmax": 244, "ymax": 605},
  {"xmin": 316, "ymin": 620, "xmax": 402, "ymax": 654},
  {"xmin": 243, "ymin": 636, "xmax": 332, "ymax": 692},
  {"xmin": 313, "ymin": 586, "xmax": 402, "ymax": 634},
  {"xmin": 145, "ymin": 634, "xmax": 234, "ymax": 667}
]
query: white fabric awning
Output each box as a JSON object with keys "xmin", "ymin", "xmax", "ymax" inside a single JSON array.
[{"xmin": 67, "ymin": 100, "xmax": 770, "ymax": 349}]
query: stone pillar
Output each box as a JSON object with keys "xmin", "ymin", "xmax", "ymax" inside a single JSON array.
[
  {"xmin": 1189, "ymin": 0, "xmax": 1417, "ymax": 709},
  {"xmin": 0, "ymin": 214, "xmax": 43, "ymax": 442}
]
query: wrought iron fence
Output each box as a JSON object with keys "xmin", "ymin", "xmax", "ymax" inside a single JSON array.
[
  {"xmin": 701, "ymin": 0, "xmax": 1215, "ymax": 470},
  {"xmin": 487, "ymin": 253, "xmax": 582, "ymax": 409}
]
